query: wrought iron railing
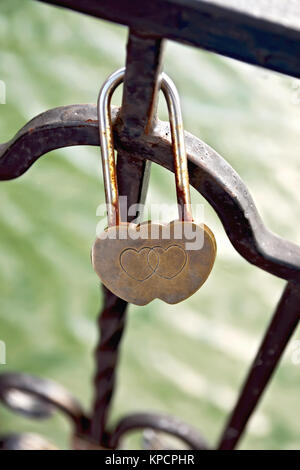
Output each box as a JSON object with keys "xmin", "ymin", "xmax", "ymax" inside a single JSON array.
[{"xmin": 0, "ymin": 0, "xmax": 299, "ymax": 450}]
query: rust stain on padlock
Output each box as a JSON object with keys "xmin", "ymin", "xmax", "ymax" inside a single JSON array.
[{"xmin": 93, "ymin": 68, "xmax": 216, "ymax": 305}]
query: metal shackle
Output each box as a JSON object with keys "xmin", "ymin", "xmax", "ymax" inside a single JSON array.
[{"xmin": 97, "ymin": 67, "xmax": 193, "ymax": 226}]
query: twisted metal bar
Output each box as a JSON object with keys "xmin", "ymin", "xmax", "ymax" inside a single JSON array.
[{"xmin": 91, "ymin": 287, "xmax": 128, "ymax": 445}]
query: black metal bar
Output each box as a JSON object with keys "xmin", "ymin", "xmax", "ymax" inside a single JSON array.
[
  {"xmin": 217, "ymin": 281, "xmax": 300, "ymax": 450},
  {"xmin": 90, "ymin": 32, "xmax": 164, "ymax": 445},
  {"xmin": 37, "ymin": 0, "xmax": 300, "ymax": 78},
  {"xmin": 120, "ymin": 30, "xmax": 164, "ymax": 138},
  {"xmin": 117, "ymin": 30, "xmax": 164, "ymax": 222},
  {"xmin": 117, "ymin": 153, "xmax": 151, "ymax": 225}
]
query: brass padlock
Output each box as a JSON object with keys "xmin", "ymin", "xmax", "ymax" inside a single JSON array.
[{"xmin": 92, "ymin": 68, "xmax": 216, "ymax": 305}]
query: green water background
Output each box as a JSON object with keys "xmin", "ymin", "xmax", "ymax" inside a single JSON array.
[{"xmin": 0, "ymin": 0, "xmax": 300, "ymax": 450}]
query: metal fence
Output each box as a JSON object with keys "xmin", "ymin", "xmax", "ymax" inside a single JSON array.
[{"xmin": 0, "ymin": 0, "xmax": 299, "ymax": 450}]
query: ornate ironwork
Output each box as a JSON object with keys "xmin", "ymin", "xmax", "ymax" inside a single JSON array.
[{"xmin": 0, "ymin": 0, "xmax": 299, "ymax": 450}]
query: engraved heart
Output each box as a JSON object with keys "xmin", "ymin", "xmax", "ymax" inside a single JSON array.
[
  {"xmin": 148, "ymin": 245, "xmax": 187, "ymax": 279},
  {"xmin": 120, "ymin": 247, "xmax": 158, "ymax": 281},
  {"xmin": 120, "ymin": 245, "xmax": 186, "ymax": 281},
  {"xmin": 92, "ymin": 220, "xmax": 216, "ymax": 306}
]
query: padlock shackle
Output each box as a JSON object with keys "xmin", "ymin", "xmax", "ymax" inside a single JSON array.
[
  {"xmin": 161, "ymin": 72, "xmax": 193, "ymax": 222},
  {"xmin": 97, "ymin": 68, "xmax": 124, "ymax": 227},
  {"xmin": 97, "ymin": 67, "xmax": 193, "ymax": 227}
]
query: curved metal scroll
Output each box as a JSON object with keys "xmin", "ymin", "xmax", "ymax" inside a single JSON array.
[
  {"xmin": 108, "ymin": 413, "xmax": 208, "ymax": 450},
  {"xmin": 109, "ymin": 413, "xmax": 208, "ymax": 450},
  {"xmin": 0, "ymin": 433, "xmax": 57, "ymax": 450},
  {"xmin": 0, "ymin": 104, "xmax": 300, "ymax": 281},
  {"xmin": 0, "ymin": 372, "xmax": 88, "ymax": 434}
]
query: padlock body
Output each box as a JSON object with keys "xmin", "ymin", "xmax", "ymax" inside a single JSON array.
[{"xmin": 92, "ymin": 220, "xmax": 216, "ymax": 305}]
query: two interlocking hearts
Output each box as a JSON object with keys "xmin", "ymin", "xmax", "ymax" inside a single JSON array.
[
  {"xmin": 92, "ymin": 221, "xmax": 216, "ymax": 305},
  {"xmin": 120, "ymin": 245, "xmax": 187, "ymax": 281}
]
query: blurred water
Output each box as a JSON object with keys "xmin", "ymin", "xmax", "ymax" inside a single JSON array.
[{"xmin": 0, "ymin": 0, "xmax": 299, "ymax": 449}]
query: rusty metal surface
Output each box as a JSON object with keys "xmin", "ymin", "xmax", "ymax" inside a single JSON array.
[
  {"xmin": 218, "ymin": 281, "xmax": 300, "ymax": 450},
  {"xmin": 1, "ymin": 104, "xmax": 300, "ymax": 282},
  {"xmin": 97, "ymin": 68, "xmax": 123, "ymax": 227},
  {"xmin": 160, "ymin": 72, "xmax": 193, "ymax": 221},
  {"xmin": 121, "ymin": 31, "xmax": 164, "ymax": 138},
  {"xmin": 117, "ymin": 30, "xmax": 164, "ymax": 224},
  {"xmin": 37, "ymin": 0, "xmax": 300, "ymax": 78}
]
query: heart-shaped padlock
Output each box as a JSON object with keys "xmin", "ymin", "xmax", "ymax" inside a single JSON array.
[{"xmin": 92, "ymin": 68, "xmax": 216, "ymax": 305}]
